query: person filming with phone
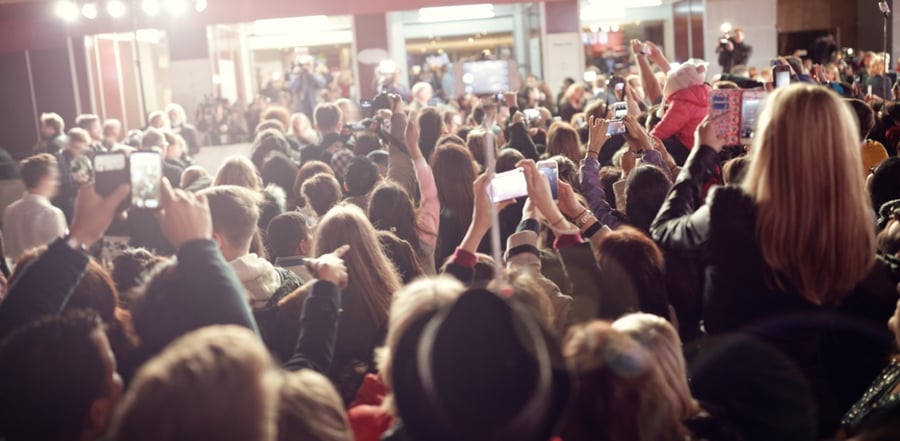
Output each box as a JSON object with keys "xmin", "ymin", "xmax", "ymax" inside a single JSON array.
[{"xmin": 716, "ymin": 27, "xmax": 752, "ymax": 74}]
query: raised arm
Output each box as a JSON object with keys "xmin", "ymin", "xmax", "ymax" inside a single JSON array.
[
  {"xmin": 0, "ymin": 184, "xmax": 129, "ymax": 339},
  {"xmin": 632, "ymin": 39, "xmax": 664, "ymax": 105},
  {"xmin": 650, "ymin": 118, "xmax": 724, "ymax": 251},
  {"xmin": 579, "ymin": 116, "xmax": 624, "ymax": 229},
  {"xmin": 408, "ymin": 112, "xmax": 440, "ymax": 247},
  {"xmin": 385, "ymin": 99, "xmax": 419, "ymax": 200}
]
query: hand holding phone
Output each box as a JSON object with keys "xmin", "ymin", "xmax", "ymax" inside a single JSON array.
[
  {"xmin": 130, "ymin": 151, "xmax": 162, "ymax": 210},
  {"xmin": 488, "ymin": 168, "xmax": 528, "ymax": 203},
  {"xmin": 774, "ymin": 65, "xmax": 791, "ymax": 88},
  {"xmin": 537, "ymin": 159, "xmax": 559, "ymax": 201}
]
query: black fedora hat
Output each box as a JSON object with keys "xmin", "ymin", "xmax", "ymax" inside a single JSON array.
[{"xmin": 391, "ymin": 289, "xmax": 571, "ymax": 441}]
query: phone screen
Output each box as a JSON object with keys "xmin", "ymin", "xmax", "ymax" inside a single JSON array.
[
  {"xmin": 130, "ymin": 151, "xmax": 162, "ymax": 209},
  {"xmin": 774, "ymin": 68, "xmax": 790, "ymax": 88},
  {"xmin": 488, "ymin": 168, "xmax": 528, "ymax": 203},
  {"xmin": 93, "ymin": 152, "xmax": 129, "ymax": 212},
  {"xmin": 537, "ymin": 160, "xmax": 559, "ymax": 201},
  {"xmin": 607, "ymin": 120, "xmax": 627, "ymax": 136},
  {"xmin": 612, "ymin": 101, "xmax": 627, "ymax": 119},
  {"xmin": 523, "ymin": 108, "xmax": 541, "ymax": 123},
  {"xmin": 740, "ymin": 91, "xmax": 766, "ymax": 141}
]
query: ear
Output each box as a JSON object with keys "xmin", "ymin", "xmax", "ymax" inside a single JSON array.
[
  {"xmin": 211, "ymin": 232, "xmax": 225, "ymax": 249},
  {"xmin": 87, "ymin": 397, "xmax": 113, "ymax": 437},
  {"xmin": 298, "ymin": 238, "xmax": 311, "ymax": 256}
]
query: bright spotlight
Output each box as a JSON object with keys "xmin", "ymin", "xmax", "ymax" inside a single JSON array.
[
  {"xmin": 55, "ymin": 1, "xmax": 79, "ymax": 21},
  {"xmin": 720, "ymin": 22, "xmax": 733, "ymax": 34},
  {"xmin": 195, "ymin": 0, "xmax": 207, "ymax": 12},
  {"xmin": 106, "ymin": 0, "xmax": 126, "ymax": 17},
  {"xmin": 164, "ymin": 0, "xmax": 186, "ymax": 15},
  {"xmin": 142, "ymin": 0, "xmax": 160, "ymax": 16},
  {"xmin": 81, "ymin": 2, "xmax": 98, "ymax": 18}
]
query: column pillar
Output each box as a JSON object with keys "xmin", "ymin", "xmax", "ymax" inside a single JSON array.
[
  {"xmin": 541, "ymin": 0, "xmax": 585, "ymax": 91},
  {"xmin": 353, "ymin": 13, "xmax": 390, "ymax": 100}
]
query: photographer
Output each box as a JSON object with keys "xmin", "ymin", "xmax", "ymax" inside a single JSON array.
[{"xmin": 716, "ymin": 28, "xmax": 752, "ymax": 74}]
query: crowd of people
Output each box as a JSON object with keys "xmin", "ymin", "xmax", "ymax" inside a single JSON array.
[{"xmin": 2, "ymin": 29, "xmax": 900, "ymax": 441}]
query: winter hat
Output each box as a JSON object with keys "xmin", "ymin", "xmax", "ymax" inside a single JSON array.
[{"xmin": 664, "ymin": 59, "xmax": 709, "ymax": 99}]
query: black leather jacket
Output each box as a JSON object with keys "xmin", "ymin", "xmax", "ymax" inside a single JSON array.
[{"xmin": 651, "ymin": 145, "xmax": 899, "ymax": 435}]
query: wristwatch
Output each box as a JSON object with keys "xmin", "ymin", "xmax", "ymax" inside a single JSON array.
[
  {"xmin": 574, "ymin": 210, "xmax": 595, "ymax": 229},
  {"xmin": 64, "ymin": 234, "xmax": 89, "ymax": 253}
]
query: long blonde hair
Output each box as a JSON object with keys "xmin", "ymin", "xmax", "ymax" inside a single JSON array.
[
  {"xmin": 612, "ymin": 313, "xmax": 698, "ymax": 421},
  {"xmin": 214, "ymin": 155, "xmax": 263, "ymax": 191},
  {"xmin": 313, "ymin": 205, "xmax": 401, "ymax": 329},
  {"xmin": 743, "ymin": 84, "xmax": 875, "ymax": 305}
]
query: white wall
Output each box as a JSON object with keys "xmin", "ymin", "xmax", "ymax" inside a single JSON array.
[{"xmin": 704, "ymin": 0, "xmax": 778, "ymax": 74}]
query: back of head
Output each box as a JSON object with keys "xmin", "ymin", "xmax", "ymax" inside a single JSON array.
[
  {"xmin": 293, "ymin": 160, "xmax": 334, "ymax": 201},
  {"xmin": 256, "ymin": 120, "xmax": 287, "ymax": 137},
  {"xmin": 260, "ymin": 151, "xmax": 298, "ymax": 195},
  {"xmin": 76, "ymin": 113, "xmax": 99, "ymax": 131},
  {"xmin": 353, "ymin": 132, "xmax": 382, "ymax": 157},
  {"xmin": 368, "ymin": 181, "xmax": 419, "ymax": 249},
  {"xmin": 496, "ymin": 148, "xmax": 525, "ymax": 173},
  {"xmin": 466, "ymin": 130, "xmax": 490, "ymax": 169},
  {"xmin": 301, "ymin": 173, "xmax": 342, "ymax": 217},
  {"xmin": 0, "ymin": 310, "xmax": 107, "ymax": 441},
  {"xmin": 68, "ymin": 127, "xmax": 91, "ymax": 145},
  {"xmin": 612, "ymin": 313, "xmax": 696, "ymax": 420},
  {"xmin": 377, "ymin": 230, "xmax": 425, "ymax": 284},
  {"xmin": 41, "ymin": 112, "xmax": 64, "ymax": 134},
  {"xmin": 594, "ymin": 225, "xmax": 670, "ymax": 320},
  {"xmin": 871, "ymin": 157, "xmax": 900, "ymax": 214},
  {"xmin": 180, "ymin": 165, "xmax": 210, "ymax": 191},
  {"xmin": 214, "ymin": 155, "xmax": 263, "ymax": 190},
  {"xmin": 391, "ymin": 290, "xmax": 570, "ymax": 441},
  {"xmin": 314, "ymin": 103, "xmax": 343, "ymax": 132},
  {"xmin": 251, "ymin": 130, "xmax": 290, "ymax": 170},
  {"xmin": 313, "ymin": 205, "xmax": 401, "ymax": 330},
  {"xmin": 261, "ymin": 106, "xmax": 291, "ymax": 130},
  {"xmin": 418, "ymin": 107, "xmax": 443, "ymax": 160},
  {"xmin": 109, "ymin": 325, "xmax": 276, "ymax": 441},
  {"xmin": 546, "ymin": 122, "xmax": 582, "ymax": 163},
  {"xmin": 846, "ymin": 98, "xmax": 875, "ymax": 142},
  {"xmin": 344, "ymin": 156, "xmax": 380, "ymax": 197},
  {"xmin": 111, "ymin": 247, "xmax": 166, "ymax": 305},
  {"xmin": 140, "ymin": 128, "xmax": 165, "ymax": 151},
  {"xmin": 431, "ymin": 143, "xmax": 476, "ymax": 226},
  {"xmin": 562, "ymin": 320, "xmax": 686, "ymax": 441},
  {"xmin": 744, "ymin": 84, "xmax": 875, "ymax": 304},
  {"xmin": 664, "ymin": 60, "xmax": 707, "ymax": 97},
  {"xmin": 277, "ymin": 370, "xmax": 352, "ymax": 441},
  {"xmin": 201, "ymin": 185, "xmax": 262, "ymax": 252},
  {"xmin": 722, "ymin": 155, "xmax": 750, "ymax": 185},
  {"xmin": 266, "ymin": 211, "xmax": 309, "ymax": 260},
  {"xmin": 624, "ymin": 164, "xmax": 671, "ymax": 232},
  {"xmin": 19, "ymin": 153, "xmax": 57, "ymax": 189}
]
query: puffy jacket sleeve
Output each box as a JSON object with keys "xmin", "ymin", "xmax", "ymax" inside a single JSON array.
[
  {"xmin": 283, "ymin": 280, "xmax": 342, "ymax": 373},
  {"xmin": 414, "ymin": 157, "xmax": 440, "ymax": 248},
  {"xmin": 650, "ymin": 94, "xmax": 692, "ymax": 141},
  {"xmin": 650, "ymin": 145, "xmax": 720, "ymax": 252},
  {"xmin": 579, "ymin": 156, "xmax": 624, "ymax": 229}
]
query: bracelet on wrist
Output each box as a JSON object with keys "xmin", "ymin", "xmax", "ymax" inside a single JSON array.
[{"xmin": 574, "ymin": 210, "xmax": 595, "ymax": 229}]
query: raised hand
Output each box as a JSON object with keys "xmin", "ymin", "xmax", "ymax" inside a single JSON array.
[
  {"xmin": 504, "ymin": 91, "xmax": 518, "ymax": 108},
  {"xmin": 622, "ymin": 115, "xmax": 651, "ymax": 152},
  {"xmin": 69, "ymin": 183, "xmax": 131, "ymax": 247},
  {"xmin": 517, "ymin": 159, "xmax": 578, "ymax": 234},
  {"xmin": 309, "ymin": 245, "xmax": 349, "ymax": 288},
  {"xmin": 696, "ymin": 115, "xmax": 727, "ymax": 153},
  {"xmin": 557, "ymin": 181, "xmax": 584, "ymax": 219},
  {"xmin": 158, "ymin": 177, "xmax": 213, "ymax": 250},
  {"xmin": 630, "ymin": 39, "xmax": 644, "ymax": 55},
  {"xmin": 587, "ymin": 116, "xmax": 610, "ymax": 154}
]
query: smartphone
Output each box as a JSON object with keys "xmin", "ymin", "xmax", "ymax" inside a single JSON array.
[
  {"xmin": 93, "ymin": 151, "xmax": 130, "ymax": 212},
  {"xmin": 523, "ymin": 108, "xmax": 541, "ymax": 123},
  {"xmin": 488, "ymin": 168, "xmax": 528, "ymax": 203},
  {"xmin": 537, "ymin": 159, "xmax": 559, "ymax": 201},
  {"xmin": 130, "ymin": 151, "xmax": 162, "ymax": 210},
  {"xmin": 607, "ymin": 120, "xmax": 627, "ymax": 136},
  {"xmin": 643, "ymin": 43, "xmax": 651, "ymax": 55},
  {"xmin": 611, "ymin": 101, "xmax": 627, "ymax": 119},
  {"xmin": 615, "ymin": 83, "xmax": 625, "ymax": 93},
  {"xmin": 360, "ymin": 99, "xmax": 374, "ymax": 118},
  {"xmin": 774, "ymin": 65, "xmax": 791, "ymax": 88},
  {"xmin": 740, "ymin": 91, "xmax": 767, "ymax": 143}
]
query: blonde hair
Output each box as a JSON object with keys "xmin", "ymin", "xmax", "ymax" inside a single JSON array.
[
  {"xmin": 375, "ymin": 276, "xmax": 465, "ymax": 415},
  {"xmin": 109, "ymin": 325, "xmax": 277, "ymax": 441},
  {"xmin": 276, "ymin": 370, "xmax": 352, "ymax": 441},
  {"xmin": 313, "ymin": 205, "xmax": 402, "ymax": 330},
  {"xmin": 562, "ymin": 321, "xmax": 688, "ymax": 441},
  {"xmin": 743, "ymin": 84, "xmax": 875, "ymax": 305},
  {"xmin": 868, "ymin": 55, "xmax": 886, "ymax": 76},
  {"xmin": 612, "ymin": 313, "xmax": 698, "ymax": 420},
  {"xmin": 214, "ymin": 155, "xmax": 262, "ymax": 191}
]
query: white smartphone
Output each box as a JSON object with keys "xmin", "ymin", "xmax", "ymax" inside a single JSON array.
[
  {"xmin": 537, "ymin": 159, "xmax": 559, "ymax": 201},
  {"xmin": 488, "ymin": 168, "xmax": 528, "ymax": 203},
  {"xmin": 130, "ymin": 151, "xmax": 162, "ymax": 209}
]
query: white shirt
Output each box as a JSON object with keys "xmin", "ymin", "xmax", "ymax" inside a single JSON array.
[{"xmin": 3, "ymin": 192, "xmax": 67, "ymax": 261}]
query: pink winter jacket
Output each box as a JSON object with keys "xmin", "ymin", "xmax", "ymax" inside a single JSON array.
[{"xmin": 651, "ymin": 83, "xmax": 711, "ymax": 149}]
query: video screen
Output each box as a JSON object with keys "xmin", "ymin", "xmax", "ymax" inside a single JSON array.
[{"xmin": 461, "ymin": 60, "xmax": 510, "ymax": 95}]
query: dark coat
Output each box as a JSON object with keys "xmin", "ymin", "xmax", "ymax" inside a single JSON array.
[{"xmin": 651, "ymin": 146, "xmax": 899, "ymax": 435}]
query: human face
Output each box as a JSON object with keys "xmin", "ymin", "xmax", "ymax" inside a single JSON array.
[
  {"xmin": 89, "ymin": 121, "xmax": 102, "ymax": 140},
  {"xmin": 70, "ymin": 140, "xmax": 89, "ymax": 156},
  {"xmin": 734, "ymin": 30, "xmax": 744, "ymax": 43},
  {"xmin": 40, "ymin": 123, "xmax": 56, "ymax": 139}
]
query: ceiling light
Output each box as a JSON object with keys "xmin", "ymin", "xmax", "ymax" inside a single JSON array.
[
  {"xmin": 163, "ymin": 0, "xmax": 186, "ymax": 15},
  {"xmin": 106, "ymin": 0, "xmax": 126, "ymax": 17},
  {"xmin": 195, "ymin": 0, "xmax": 207, "ymax": 12},
  {"xmin": 419, "ymin": 4, "xmax": 494, "ymax": 23},
  {"xmin": 55, "ymin": 1, "xmax": 79, "ymax": 21},
  {"xmin": 81, "ymin": 2, "xmax": 98, "ymax": 19},
  {"xmin": 142, "ymin": 0, "xmax": 160, "ymax": 16}
]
